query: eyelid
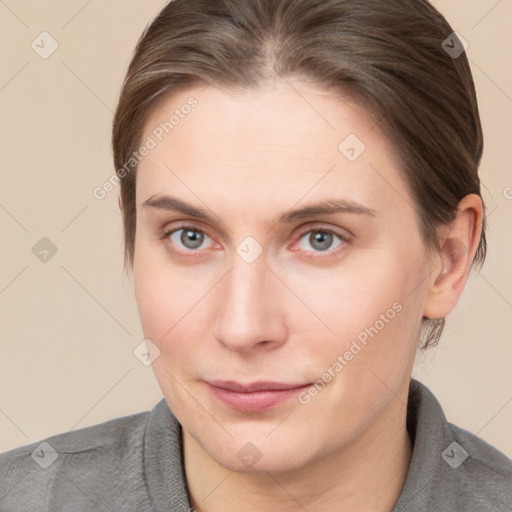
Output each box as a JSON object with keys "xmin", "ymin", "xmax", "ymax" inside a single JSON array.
[{"xmin": 293, "ymin": 223, "xmax": 351, "ymax": 241}]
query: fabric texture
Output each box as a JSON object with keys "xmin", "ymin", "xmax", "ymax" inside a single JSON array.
[{"xmin": 1, "ymin": 379, "xmax": 511, "ymax": 511}]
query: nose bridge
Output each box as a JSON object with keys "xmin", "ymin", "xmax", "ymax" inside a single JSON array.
[
  {"xmin": 222, "ymin": 254, "xmax": 269, "ymax": 327},
  {"xmin": 213, "ymin": 252, "xmax": 285, "ymax": 351}
]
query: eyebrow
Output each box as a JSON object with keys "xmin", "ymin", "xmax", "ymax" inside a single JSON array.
[{"xmin": 141, "ymin": 194, "xmax": 376, "ymax": 224}]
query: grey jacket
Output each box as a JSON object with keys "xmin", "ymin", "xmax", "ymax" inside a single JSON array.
[{"xmin": 1, "ymin": 379, "xmax": 511, "ymax": 511}]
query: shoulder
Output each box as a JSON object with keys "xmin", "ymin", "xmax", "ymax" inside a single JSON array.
[
  {"xmin": 0, "ymin": 407, "xmax": 152, "ymax": 511},
  {"xmin": 394, "ymin": 379, "xmax": 512, "ymax": 512},
  {"xmin": 447, "ymin": 421, "xmax": 512, "ymax": 507}
]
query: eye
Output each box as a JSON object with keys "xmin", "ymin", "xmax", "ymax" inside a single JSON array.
[
  {"xmin": 296, "ymin": 228, "xmax": 346, "ymax": 253},
  {"xmin": 164, "ymin": 225, "xmax": 215, "ymax": 252},
  {"xmin": 161, "ymin": 223, "xmax": 348, "ymax": 257}
]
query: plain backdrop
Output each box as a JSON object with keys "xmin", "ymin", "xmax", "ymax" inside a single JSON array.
[{"xmin": 1, "ymin": 0, "xmax": 511, "ymax": 457}]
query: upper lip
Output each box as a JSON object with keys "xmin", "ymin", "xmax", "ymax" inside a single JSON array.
[{"xmin": 207, "ymin": 380, "xmax": 310, "ymax": 392}]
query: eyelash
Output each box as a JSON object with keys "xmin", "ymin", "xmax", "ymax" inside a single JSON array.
[{"xmin": 160, "ymin": 222, "xmax": 350, "ymax": 259}]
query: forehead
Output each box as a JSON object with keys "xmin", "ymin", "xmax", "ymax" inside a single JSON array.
[{"xmin": 136, "ymin": 80, "xmax": 408, "ymax": 218}]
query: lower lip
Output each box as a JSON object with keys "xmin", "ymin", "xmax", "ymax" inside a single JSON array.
[{"xmin": 206, "ymin": 383, "xmax": 310, "ymax": 412}]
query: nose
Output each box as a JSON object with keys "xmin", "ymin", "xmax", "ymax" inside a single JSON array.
[{"xmin": 212, "ymin": 253, "xmax": 288, "ymax": 353}]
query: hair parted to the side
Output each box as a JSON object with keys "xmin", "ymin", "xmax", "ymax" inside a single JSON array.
[{"xmin": 112, "ymin": 0, "xmax": 486, "ymax": 350}]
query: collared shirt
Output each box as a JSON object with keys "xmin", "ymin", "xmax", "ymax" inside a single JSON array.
[{"xmin": 1, "ymin": 379, "xmax": 511, "ymax": 511}]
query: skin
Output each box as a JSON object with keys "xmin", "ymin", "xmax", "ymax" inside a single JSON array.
[{"xmin": 132, "ymin": 79, "xmax": 483, "ymax": 511}]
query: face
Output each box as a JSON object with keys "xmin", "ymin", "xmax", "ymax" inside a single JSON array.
[{"xmin": 133, "ymin": 79, "xmax": 431, "ymax": 473}]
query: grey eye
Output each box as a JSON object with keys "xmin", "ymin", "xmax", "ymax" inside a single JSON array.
[
  {"xmin": 297, "ymin": 230, "xmax": 343, "ymax": 252},
  {"xmin": 169, "ymin": 228, "xmax": 211, "ymax": 250}
]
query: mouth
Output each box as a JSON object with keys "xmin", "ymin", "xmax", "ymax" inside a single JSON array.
[{"xmin": 205, "ymin": 380, "xmax": 312, "ymax": 412}]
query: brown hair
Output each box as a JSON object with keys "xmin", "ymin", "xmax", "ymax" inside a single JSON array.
[{"xmin": 112, "ymin": 0, "xmax": 486, "ymax": 349}]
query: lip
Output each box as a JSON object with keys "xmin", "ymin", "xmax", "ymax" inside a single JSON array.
[{"xmin": 205, "ymin": 380, "xmax": 311, "ymax": 412}]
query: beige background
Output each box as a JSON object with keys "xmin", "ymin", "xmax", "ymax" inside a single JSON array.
[{"xmin": 0, "ymin": 0, "xmax": 511, "ymax": 457}]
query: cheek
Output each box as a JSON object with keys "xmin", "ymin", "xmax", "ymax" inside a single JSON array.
[
  {"xmin": 134, "ymin": 268, "xmax": 171, "ymax": 340},
  {"xmin": 134, "ymin": 264, "xmax": 201, "ymax": 402},
  {"xmin": 134, "ymin": 255, "xmax": 192, "ymax": 344},
  {"xmin": 285, "ymin": 257, "xmax": 421, "ymax": 382},
  {"xmin": 288, "ymin": 262, "xmax": 404, "ymax": 337},
  {"xmin": 133, "ymin": 253, "xmax": 217, "ymax": 369}
]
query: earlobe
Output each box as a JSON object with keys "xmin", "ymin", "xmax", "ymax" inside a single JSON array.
[{"xmin": 423, "ymin": 194, "xmax": 483, "ymax": 320}]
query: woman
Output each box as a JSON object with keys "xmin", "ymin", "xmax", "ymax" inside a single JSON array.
[{"xmin": 1, "ymin": 0, "xmax": 511, "ymax": 510}]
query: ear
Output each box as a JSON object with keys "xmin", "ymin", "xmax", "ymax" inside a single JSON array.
[
  {"xmin": 423, "ymin": 194, "xmax": 483, "ymax": 320},
  {"xmin": 118, "ymin": 195, "xmax": 123, "ymax": 212}
]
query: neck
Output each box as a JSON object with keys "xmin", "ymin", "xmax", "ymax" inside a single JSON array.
[{"xmin": 183, "ymin": 386, "xmax": 412, "ymax": 512}]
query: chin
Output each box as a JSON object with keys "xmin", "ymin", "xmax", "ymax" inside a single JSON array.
[{"xmin": 195, "ymin": 428, "xmax": 323, "ymax": 474}]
